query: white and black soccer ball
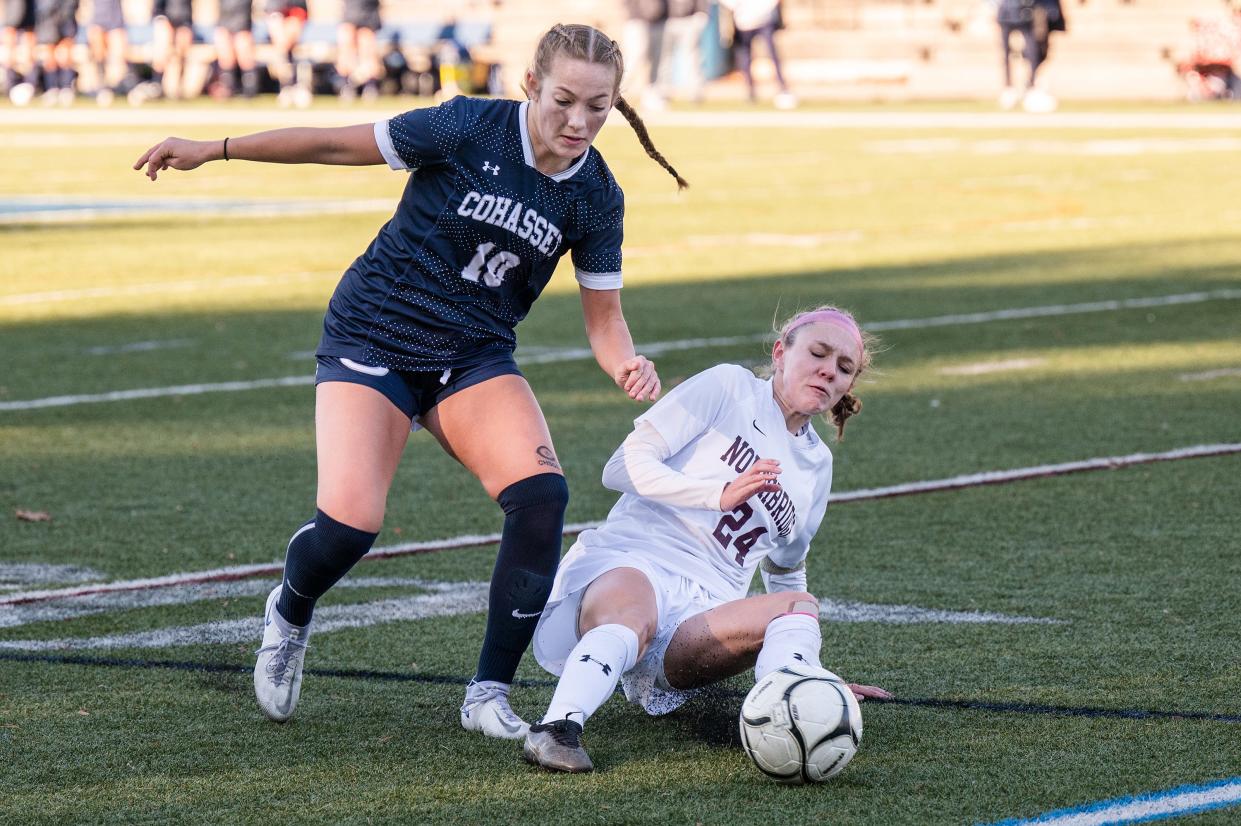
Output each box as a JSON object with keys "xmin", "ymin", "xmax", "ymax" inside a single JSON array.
[{"xmin": 739, "ymin": 666, "xmax": 862, "ymax": 784}]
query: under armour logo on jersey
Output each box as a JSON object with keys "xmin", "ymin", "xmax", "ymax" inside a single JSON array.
[
  {"xmin": 482, "ymin": 161, "xmax": 500, "ymax": 176},
  {"xmin": 579, "ymin": 654, "xmax": 612, "ymax": 676}
]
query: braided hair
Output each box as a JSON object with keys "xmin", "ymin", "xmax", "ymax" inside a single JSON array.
[{"xmin": 528, "ymin": 23, "xmax": 688, "ymax": 190}]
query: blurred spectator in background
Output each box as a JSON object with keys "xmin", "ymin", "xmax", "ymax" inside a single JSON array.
[
  {"xmin": 657, "ymin": 0, "xmax": 707, "ymax": 104},
  {"xmin": 266, "ymin": 0, "xmax": 309, "ymax": 106},
  {"xmin": 87, "ymin": 0, "xmax": 130, "ymax": 105},
  {"xmin": 33, "ymin": 0, "xmax": 78, "ymax": 104},
  {"xmin": 720, "ymin": 0, "xmax": 795, "ymax": 108},
  {"xmin": 997, "ymin": 0, "xmax": 1065, "ymax": 112},
  {"xmin": 213, "ymin": 0, "xmax": 260, "ymax": 99},
  {"xmin": 132, "ymin": 0, "xmax": 195, "ymax": 102},
  {"xmin": 623, "ymin": 0, "xmax": 667, "ymax": 110},
  {"xmin": 336, "ymin": 0, "xmax": 382, "ymax": 100},
  {"xmin": 1179, "ymin": 12, "xmax": 1241, "ymax": 101},
  {"xmin": 3, "ymin": 0, "xmax": 38, "ymax": 104}
]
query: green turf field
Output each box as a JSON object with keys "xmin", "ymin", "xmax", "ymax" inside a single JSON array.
[{"xmin": 1, "ymin": 99, "xmax": 1240, "ymax": 825}]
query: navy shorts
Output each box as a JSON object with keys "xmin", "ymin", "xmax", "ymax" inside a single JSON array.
[
  {"xmin": 34, "ymin": 0, "xmax": 76, "ymax": 44},
  {"xmin": 5, "ymin": 0, "xmax": 35, "ymax": 30},
  {"xmin": 341, "ymin": 0, "xmax": 380, "ymax": 31},
  {"xmin": 216, "ymin": 0, "xmax": 252, "ymax": 34},
  {"xmin": 90, "ymin": 0, "xmax": 123, "ymax": 30},
  {"xmin": 314, "ymin": 351, "xmax": 523, "ymax": 420},
  {"xmin": 151, "ymin": 0, "xmax": 192, "ymax": 28}
]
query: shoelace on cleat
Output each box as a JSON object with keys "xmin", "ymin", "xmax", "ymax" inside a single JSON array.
[
  {"xmin": 255, "ymin": 637, "xmax": 308, "ymax": 687},
  {"xmin": 544, "ymin": 720, "xmax": 583, "ymax": 748}
]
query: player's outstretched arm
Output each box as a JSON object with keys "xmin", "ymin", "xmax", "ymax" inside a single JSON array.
[
  {"xmin": 134, "ymin": 125, "xmax": 384, "ymax": 181},
  {"xmin": 580, "ymin": 286, "xmax": 661, "ymax": 401}
]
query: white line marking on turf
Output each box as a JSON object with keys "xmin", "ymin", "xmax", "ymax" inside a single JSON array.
[
  {"xmin": 1180, "ymin": 367, "xmax": 1241, "ymax": 382},
  {"xmin": 0, "ymin": 578, "xmax": 1054, "ymax": 649},
  {"xmin": 939, "ymin": 358, "xmax": 1048, "ymax": 376},
  {"xmin": 830, "ymin": 443, "xmax": 1241, "ymax": 504},
  {"xmin": 0, "ymin": 581, "xmax": 490, "ymax": 651},
  {"xmin": 0, "ymin": 576, "xmax": 434, "ymax": 629},
  {"xmin": 989, "ymin": 776, "xmax": 1241, "ymax": 826},
  {"xmin": 819, "ymin": 600, "xmax": 1058, "ymax": 625},
  {"xmin": 4, "ymin": 442, "xmax": 1237, "ymax": 609},
  {"xmin": 0, "ymin": 375, "xmax": 316, "ymax": 410},
  {"xmin": 0, "ymin": 271, "xmax": 337, "ymax": 307},
  {"xmin": 5, "ymin": 289, "xmax": 1240, "ymax": 412},
  {"xmin": 84, "ymin": 339, "xmax": 195, "ymax": 356},
  {"xmin": 0, "ymin": 197, "xmax": 394, "ymax": 224},
  {"xmin": 0, "ymin": 563, "xmax": 107, "ymax": 593}
]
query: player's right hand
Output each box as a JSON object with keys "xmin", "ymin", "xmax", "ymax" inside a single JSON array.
[
  {"xmin": 133, "ymin": 137, "xmax": 215, "ymax": 181},
  {"xmin": 719, "ymin": 458, "xmax": 782, "ymax": 511}
]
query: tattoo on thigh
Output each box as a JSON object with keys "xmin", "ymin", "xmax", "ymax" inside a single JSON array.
[{"xmin": 536, "ymin": 445, "xmax": 561, "ymax": 469}]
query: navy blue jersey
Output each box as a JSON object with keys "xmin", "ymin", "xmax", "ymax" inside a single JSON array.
[{"xmin": 318, "ymin": 96, "xmax": 625, "ymax": 371}]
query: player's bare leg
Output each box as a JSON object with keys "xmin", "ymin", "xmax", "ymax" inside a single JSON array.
[
  {"xmin": 664, "ymin": 593, "xmax": 891, "ymax": 701},
  {"xmin": 524, "ymin": 568, "xmax": 657, "ymax": 771},
  {"xmin": 423, "ymin": 375, "xmax": 568, "ymax": 739},
  {"xmin": 255, "ymin": 382, "xmax": 409, "ymax": 721}
]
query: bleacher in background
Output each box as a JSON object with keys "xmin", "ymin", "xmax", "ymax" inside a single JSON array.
[{"xmin": 64, "ymin": 0, "xmax": 1241, "ymax": 101}]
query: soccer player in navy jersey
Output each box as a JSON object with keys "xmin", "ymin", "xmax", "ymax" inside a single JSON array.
[{"xmin": 135, "ymin": 23, "xmax": 688, "ymax": 740}]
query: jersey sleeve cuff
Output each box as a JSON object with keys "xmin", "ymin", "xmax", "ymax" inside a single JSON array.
[
  {"xmin": 374, "ymin": 120, "xmax": 406, "ymax": 171},
  {"xmin": 575, "ymin": 270, "xmax": 623, "ymax": 290}
]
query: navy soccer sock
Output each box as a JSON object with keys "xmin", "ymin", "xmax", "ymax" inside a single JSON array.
[
  {"xmin": 474, "ymin": 473, "xmax": 569, "ymax": 684},
  {"xmin": 276, "ymin": 508, "xmax": 377, "ymax": 627}
]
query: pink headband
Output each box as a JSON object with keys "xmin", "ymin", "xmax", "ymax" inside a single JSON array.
[{"xmin": 785, "ymin": 309, "xmax": 864, "ymax": 354}]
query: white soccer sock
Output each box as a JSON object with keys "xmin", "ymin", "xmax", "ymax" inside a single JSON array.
[
  {"xmin": 542, "ymin": 623, "xmax": 639, "ymax": 726},
  {"xmin": 754, "ymin": 612, "xmax": 823, "ymax": 682}
]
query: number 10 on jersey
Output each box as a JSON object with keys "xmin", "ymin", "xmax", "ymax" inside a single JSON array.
[{"xmin": 462, "ymin": 242, "xmax": 520, "ymax": 287}]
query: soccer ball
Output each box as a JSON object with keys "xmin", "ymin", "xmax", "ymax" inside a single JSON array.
[{"xmin": 739, "ymin": 666, "xmax": 862, "ymax": 784}]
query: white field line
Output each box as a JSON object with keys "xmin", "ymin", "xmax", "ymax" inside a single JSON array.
[
  {"xmin": 817, "ymin": 599, "xmax": 1058, "ymax": 625},
  {"xmin": 3, "ymin": 442, "xmax": 1238, "ymax": 608},
  {"xmin": 1180, "ymin": 367, "xmax": 1241, "ymax": 382},
  {"xmin": 0, "ymin": 581, "xmax": 490, "ymax": 651},
  {"xmin": 829, "ymin": 443, "xmax": 1241, "ymax": 504},
  {"xmin": 0, "ymin": 198, "xmax": 393, "ymax": 225},
  {"xmin": 1, "ymin": 270, "xmax": 338, "ymax": 307},
  {"xmin": 5, "ymin": 288, "xmax": 1241, "ymax": 412},
  {"xmin": 84, "ymin": 339, "xmax": 195, "ymax": 356},
  {"xmin": 0, "ymin": 576, "xmax": 435, "ymax": 629},
  {"xmin": 0, "ymin": 584, "xmax": 1055, "ymax": 651},
  {"xmin": 939, "ymin": 358, "xmax": 1048, "ymax": 376},
  {"xmin": 990, "ymin": 776, "xmax": 1241, "ymax": 826}
]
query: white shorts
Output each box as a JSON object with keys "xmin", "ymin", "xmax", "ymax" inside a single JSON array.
[{"xmin": 533, "ymin": 540, "xmax": 723, "ymax": 716}]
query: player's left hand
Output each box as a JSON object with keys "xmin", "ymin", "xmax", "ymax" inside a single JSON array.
[
  {"xmin": 615, "ymin": 355, "xmax": 660, "ymax": 402},
  {"xmin": 847, "ymin": 682, "xmax": 894, "ymax": 702}
]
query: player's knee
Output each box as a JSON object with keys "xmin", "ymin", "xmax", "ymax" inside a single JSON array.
[
  {"xmin": 580, "ymin": 604, "xmax": 656, "ymax": 655},
  {"xmin": 494, "ymin": 473, "xmax": 568, "ymax": 576},
  {"xmin": 315, "ymin": 493, "xmax": 384, "ymax": 534},
  {"xmin": 781, "ymin": 592, "xmax": 818, "ymax": 615},
  {"xmin": 497, "ymin": 472, "xmax": 568, "ymax": 516}
]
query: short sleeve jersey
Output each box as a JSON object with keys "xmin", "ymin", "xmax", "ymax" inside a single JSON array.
[
  {"xmin": 318, "ymin": 96, "xmax": 625, "ymax": 371},
  {"xmin": 578, "ymin": 364, "xmax": 834, "ymax": 602}
]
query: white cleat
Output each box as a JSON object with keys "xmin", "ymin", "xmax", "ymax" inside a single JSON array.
[
  {"xmin": 460, "ymin": 680, "xmax": 530, "ymax": 740},
  {"xmin": 253, "ymin": 585, "xmax": 310, "ymax": 722}
]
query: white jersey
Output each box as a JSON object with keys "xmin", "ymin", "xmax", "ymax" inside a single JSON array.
[{"xmin": 578, "ymin": 364, "xmax": 833, "ymax": 602}]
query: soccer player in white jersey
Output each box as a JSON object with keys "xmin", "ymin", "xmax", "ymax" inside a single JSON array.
[
  {"xmin": 134, "ymin": 24, "xmax": 688, "ymax": 740},
  {"xmin": 523, "ymin": 306, "xmax": 893, "ymax": 772}
]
